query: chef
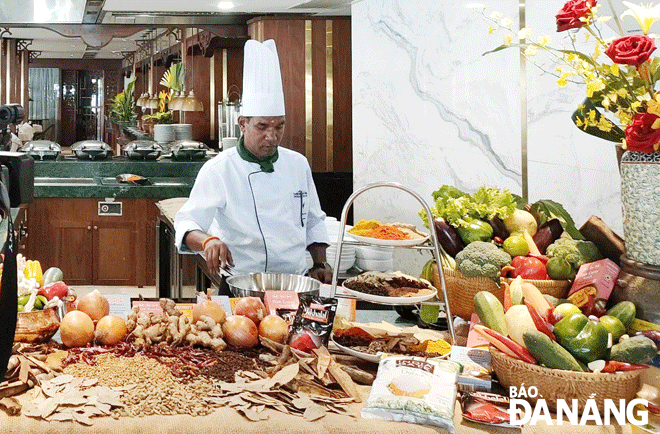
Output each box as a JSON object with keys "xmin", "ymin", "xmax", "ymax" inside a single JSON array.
[{"xmin": 174, "ymin": 39, "xmax": 332, "ymax": 283}]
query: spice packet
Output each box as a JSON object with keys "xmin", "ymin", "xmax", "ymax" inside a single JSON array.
[
  {"xmin": 287, "ymin": 294, "xmax": 337, "ymax": 353},
  {"xmin": 460, "ymin": 391, "xmax": 520, "ymax": 429},
  {"xmin": 361, "ymin": 355, "xmax": 459, "ymax": 432},
  {"xmin": 264, "ymin": 290, "xmax": 299, "ymax": 325}
]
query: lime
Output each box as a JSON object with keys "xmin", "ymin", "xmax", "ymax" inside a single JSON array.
[
  {"xmin": 17, "ymin": 294, "xmax": 30, "ymax": 306},
  {"xmin": 546, "ymin": 257, "xmax": 573, "ymax": 280},
  {"xmin": 599, "ymin": 315, "xmax": 626, "ymax": 342},
  {"xmin": 503, "ymin": 235, "xmax": 529, "ymax": 257},
  {"xmin": 419, "ymin": 303, "xmax": 440, "ymax": 324},
  {"xmin": 553, "ymin": 303, "xmax": 581, "ymax": 321}
]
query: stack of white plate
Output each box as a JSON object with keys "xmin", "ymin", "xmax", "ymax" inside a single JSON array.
[
  {"xmin": 321, "ymin": 217, "xmax": 356, "ymax": 272},
  {"xmin": 355, "ymin": 245, "xmax": 394, "ymax": 271},
  {"xmin": 153, "ymin": 124, "xmax": 175, "ymax": 145},
  {"xmin": 173, "ymin": 124, "xmax": 193, "ymax": 140},
  {"xmin": 326, "ymin": 244, "xmax": 355, "ymax": 272}
]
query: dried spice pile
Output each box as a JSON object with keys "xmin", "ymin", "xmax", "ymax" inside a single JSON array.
[
  {"xmin": 19, "ymin": 375, "xmax": 123, "ymax": 425},
  {"xmin": 64, "ymin": 353, "xmax": 218, "ymax": 417}
]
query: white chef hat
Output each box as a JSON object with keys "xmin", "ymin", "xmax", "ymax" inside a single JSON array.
[{"xmin": 240, "ymin": 39, "xmax": 285, "ymax": 117}]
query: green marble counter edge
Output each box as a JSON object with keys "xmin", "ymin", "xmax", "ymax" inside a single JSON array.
[{"xmin": 32, "ymin": 158, "xmax": 207, "ymax": 198}]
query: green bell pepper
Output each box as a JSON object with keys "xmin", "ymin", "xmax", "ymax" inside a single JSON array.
[
  {"xmin": 456, "ymin": 219, "xmax": 493, "ymax": 244},
  {"xmin": 554, "ymin": 312, "xmax": 608, "ymax": 363}
]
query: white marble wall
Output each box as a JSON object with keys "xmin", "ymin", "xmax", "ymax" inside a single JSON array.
[{"xmin": 352, "ymin": 0, "xmax": 623, "ymax": 272}]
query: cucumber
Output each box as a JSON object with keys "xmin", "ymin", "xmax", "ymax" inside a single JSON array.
[
  {"xmin": 523, "ymin": 330, "xmax": 585, "ymax": 372},
  {"xmin": 609, "ymin": 335, "xmax": 658, "ymax": 364},
  {"xmin": 474, "ymin": 291, "xmax": 507, "ymax": 336},
  {"xmin": 606, "ymin": 301, "xmax": 636, "ymax": 328},
  {"xmin": 42, "ymin": 267, "xmax": 64, "ymax": 286}
]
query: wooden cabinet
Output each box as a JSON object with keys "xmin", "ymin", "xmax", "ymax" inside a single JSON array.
[{"xmin": 26, "ymin": 198, "xmax": 160, "ymax": 286}]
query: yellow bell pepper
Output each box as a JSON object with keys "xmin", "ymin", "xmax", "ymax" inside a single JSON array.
[{"xmin": 24, "ymin": 260, "xmax": 43, "ymax": 287}]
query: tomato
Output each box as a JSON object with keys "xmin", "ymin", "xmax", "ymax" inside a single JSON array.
[{"xmin": 510, "ymin": 256, "xmax": 549, "ymax": 280}]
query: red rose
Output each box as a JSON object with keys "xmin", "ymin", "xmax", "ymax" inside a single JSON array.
[
  {"xmin": 605, "ymin": 35, "xmax": 656, "ymax": 67},
  {"xmin": 556, "ymin": 0, "xmax": 597, "ymax": 32},
  {"xmin": 625, "ymin": 112, "xmax": 660, "ymax": 153}
]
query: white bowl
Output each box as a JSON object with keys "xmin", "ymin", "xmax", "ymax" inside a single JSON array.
[
  {"xmin": 355, "ymin": 257, "xmax": 394, "ymax": 272},
  {"xmin": 355, "ymin": 245, "xmax": 394, "ymax": 260},
  {"xmin": 327, "ymin": 256, "xmax": 354, "ymax": 272},
  {"xmin": 327, "ymin": 244, "xmax": 355, "ymax": 256}
]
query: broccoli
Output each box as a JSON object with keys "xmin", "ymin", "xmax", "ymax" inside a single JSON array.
[
  {"xmin": 455, "ymin": 241, "xmax": 511, "ymax": 282},
  {"xmin": 545, "ymin": 238, "xmax": 603, "ymax": 278}
]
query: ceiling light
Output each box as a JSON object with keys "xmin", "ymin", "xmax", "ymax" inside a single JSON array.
[{"xmin": 217, "ymin": 2, "xmax": 234, "ymax": 10}]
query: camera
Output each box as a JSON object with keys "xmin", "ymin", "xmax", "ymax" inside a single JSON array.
[{"xmin": 0, "ymin": 103, "xmax": 24, "ymax": 152}]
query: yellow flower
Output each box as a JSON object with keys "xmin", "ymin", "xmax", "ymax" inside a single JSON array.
[
  {"xmin": 489, "ymin": 11, "xmax": 503, "ymax": 20},
  {"xmin": 621, "ymin": 1, "xmax": 660, "ymax": 35},
  {"xmin": 518, "ymin": 28, "xmax": 531, "ymax": 40},
  {"xmin": 557, "ymin": 76, "xmax": 568, "ymax": 87},
  {"xmin": 537, "ymin": 35, "xmax": 551, "ymax": 47},
  {"xmin": 500, "ymin": 17, "xmax": 514, "ymax": 28},
  {"xmin": 488, "ymin": 26, "xmax": 495, "ymax": 34},
  {"xmin": 647, "ymin": 95, "xmax": 660, "ymax": 116},
  {"xmin": 652, "ymin": 118, "xmax": 660, "ymax": 129},
  {"xmin": 610, "ymin": 63, "xmax": 620, "ymax": 76},
  {"xmin": 524, "ymin": 45, "xmax": 538, "ymax": 56},
  {"xmin": 503, "ymin": 35, "xmax": 512, "ymax": 46}
]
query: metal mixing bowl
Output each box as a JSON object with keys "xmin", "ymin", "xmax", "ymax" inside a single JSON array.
[{"xmin": 227, "ymin": 273, "xmax": 321, "ymax": 298}]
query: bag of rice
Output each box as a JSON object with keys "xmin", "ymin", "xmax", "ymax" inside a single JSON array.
[{"xmin": 361, "ymin": 355, "xmax": 460, "ymax": 431}]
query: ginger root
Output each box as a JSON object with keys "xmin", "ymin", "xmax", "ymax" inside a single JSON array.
[{"xmin": 128, "ymin": 298, "xmax": 226, "ymax": 352}]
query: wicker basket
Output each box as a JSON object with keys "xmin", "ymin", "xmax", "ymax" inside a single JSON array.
[
  {"xmin": 432, "ymin": 264, "xmax": 502, "ymax": 320},
  {"xmin": 502, "ymin": 277, "xmax": 571, "ymax": 300},
  {"xmin": 433, "ymin": 264, "xmax": 572, "ymax": 320},
  {"xmin": 490, "ymin": 347, "xmax": 642, "ymax": 412}
]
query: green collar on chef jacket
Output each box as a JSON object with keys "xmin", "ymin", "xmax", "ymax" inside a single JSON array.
[{"xmin": 236, "ymin": 135, "xmax": 279, "ymax": 173}]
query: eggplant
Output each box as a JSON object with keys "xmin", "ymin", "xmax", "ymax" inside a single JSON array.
[
  {"xmin": 486, "ymin": 216, "xmax": 509, "ymax": 240},
  {"xmin": 433, "ymin": 218, "xmax": 465, "ymax": 257},
  {"xmin": 636, "ymin": 330, "xmax": 660, "ymax": 348},
  {"xmin": 533, "ymin": 218, "xmax": 564, "ymax": 254}
]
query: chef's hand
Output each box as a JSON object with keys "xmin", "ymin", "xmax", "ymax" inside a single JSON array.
[
  {"xmin": 204, "ymin": 238, "xmax": 234, "ymax": 276},
  {"xmin": 309, "ymin": 266, "xmax": 332, "ymax": 284}
]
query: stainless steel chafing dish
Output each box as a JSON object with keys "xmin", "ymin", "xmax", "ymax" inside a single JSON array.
[
  {"xmin": 170, "ymin": 140, "xmax": 207, "ymax": 161},
  {"xmin": 71, "ymin": 140, "xmax": 112, "ymax": 160},
  {"xmin": 20, "ymin": 140, "xmax": 61, "ymax": 160},
  {"xmin": 124, "ymin": 140, "xmax": 162, "ymax": 161}
]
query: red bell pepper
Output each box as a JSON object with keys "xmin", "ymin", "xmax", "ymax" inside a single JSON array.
[
  {"xmin": 528, "ymin": 254, "xmax": 550, "ymax": 264},
  {"xmin": 507, "ymin": 256, "xmax": 549, "ymax": 280},
  {"xmin": 524, "ymin": 299, "xmax": 556, "ymax": 341},
  {"xmin": 601, "ymin": 360, "xmax": 649, "ymax": 373},
  {"xmin": 38, "ymin": 281, "xmax": 69, "ymax": 301},
  {"xmin": 474, "ymin": 324, "xmax": 537, "ymax": 365},
  {"xmin": 647, "ymin": 401, "xmax": 660, "ymax": 415}
]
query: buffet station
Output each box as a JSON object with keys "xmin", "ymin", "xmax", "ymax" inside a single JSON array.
[{"xmin": 2, "ymin": 176, "xmax": 660, "ymax": 434}]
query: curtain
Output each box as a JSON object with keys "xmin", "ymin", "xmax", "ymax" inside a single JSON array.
[{"xmin": 28, "ymin": 68, "xmax": 59, "ymax": 141}]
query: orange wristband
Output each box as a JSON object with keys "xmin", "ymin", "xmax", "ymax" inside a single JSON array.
[{"xmin": 201, "ymin": 236, "xmax": 219, "ymax": 249}]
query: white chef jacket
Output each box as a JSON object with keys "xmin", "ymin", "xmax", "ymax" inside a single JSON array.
[{"xmin": 174, "ymin": 146, "xmax": 329, "ymax": 275}]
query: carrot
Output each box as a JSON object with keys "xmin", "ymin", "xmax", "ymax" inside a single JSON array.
[{"xmin": 503, "ymin": 282, "xmax": 512, "ymax": 312}]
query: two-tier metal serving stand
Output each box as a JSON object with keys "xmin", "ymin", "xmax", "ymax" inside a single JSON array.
[{"xmin": 328, "ymin": 182, "xmax": 455, "ymax": 344}]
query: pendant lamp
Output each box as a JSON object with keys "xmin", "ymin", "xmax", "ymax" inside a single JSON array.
[{"xmin": 182, "ymin": 32, "xmax": 204, "ymax": 112}]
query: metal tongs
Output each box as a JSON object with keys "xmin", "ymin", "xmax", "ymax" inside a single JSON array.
[{"xmin": 219, "ymin": 264, "xmax": 235, "ymax": 277}]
